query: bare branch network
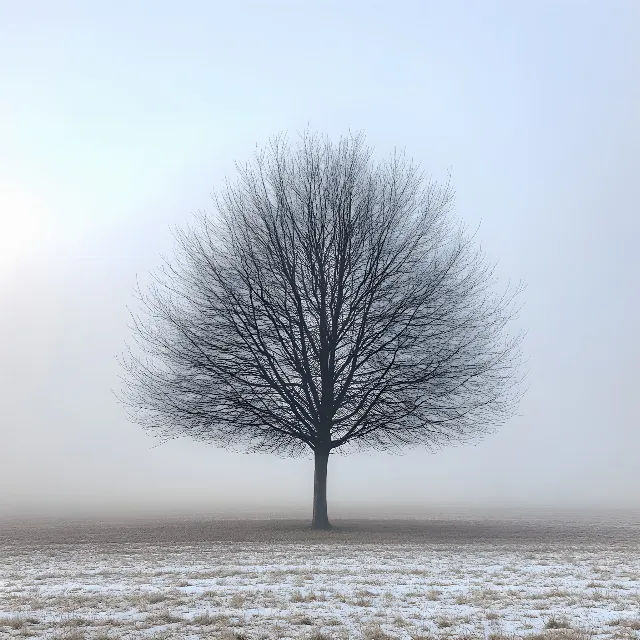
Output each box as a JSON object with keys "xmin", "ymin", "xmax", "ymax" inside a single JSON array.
[{"xmin": 119, "ymin": 132, "xmax": 525, "ymax": 462}]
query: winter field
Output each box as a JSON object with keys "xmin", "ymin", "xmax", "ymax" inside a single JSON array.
[{"xmin": 1, "ymin": 514, "xmax": 639, "ymax": 640}]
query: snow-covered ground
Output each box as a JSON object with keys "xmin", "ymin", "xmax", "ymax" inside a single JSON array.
[{"xmin": 1, "ymin": 517, "xmax": 639, "ymax": 639}]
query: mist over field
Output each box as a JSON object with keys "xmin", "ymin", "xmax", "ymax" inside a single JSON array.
[{"xmin": 1, "ymin": 2, "xmax": 639, "ymax": 521}]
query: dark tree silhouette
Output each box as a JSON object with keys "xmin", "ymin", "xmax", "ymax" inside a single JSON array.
[{"xmin": 119, "ymin": 131, "xmax": 524, "ymax": 529}]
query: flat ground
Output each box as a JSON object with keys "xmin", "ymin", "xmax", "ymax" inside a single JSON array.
[{"xmin": 1, "ymin": 514, "xmax": 639, "ymax": 639}]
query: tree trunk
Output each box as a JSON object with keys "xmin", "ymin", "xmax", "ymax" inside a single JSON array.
[{"xmin": 312, "ymin": 449, "xmax": 330, "ymax": 530}]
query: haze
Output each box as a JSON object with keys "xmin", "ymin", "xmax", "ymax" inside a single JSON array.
[{"xmin": 1, "ymin": 1, "xmax": 638, "ymax": 519}]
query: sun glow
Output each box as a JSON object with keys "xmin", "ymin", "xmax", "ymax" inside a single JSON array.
[{"xmin": 0, "ymin": 178, "xmax": 53, "ymax": 271}]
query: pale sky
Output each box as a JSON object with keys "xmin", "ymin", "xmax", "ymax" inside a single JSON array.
[{"xmin": 1, "ymin": 1, "xmax": 638, "ymax": 517}]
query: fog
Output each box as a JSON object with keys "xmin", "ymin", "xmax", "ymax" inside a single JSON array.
[{"xmin": 1, "ymin": 1, "xmax": 638, "ymax": 518}]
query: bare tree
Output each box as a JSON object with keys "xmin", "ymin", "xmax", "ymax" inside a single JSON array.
[{"xmin": 119, "ymin": 131, "xmax": 524, "ymax": 529}]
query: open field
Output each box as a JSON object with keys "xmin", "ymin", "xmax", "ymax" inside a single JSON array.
[{"xmin": 1, "ymin": 515, "xmax": 639, "ymax": 639}]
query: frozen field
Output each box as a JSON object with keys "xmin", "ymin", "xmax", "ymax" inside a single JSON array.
[{"xmin": 1, "ymin": 515, "xmax": 639, "ymax": 639}]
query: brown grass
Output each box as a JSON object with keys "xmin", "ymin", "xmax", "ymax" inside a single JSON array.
[
  {"xmin": 0, "ymin": 616, "xmax": 40, "ymax": 630},
  {"xmin": 230, "ymin": 592, "xmax": 246, "ymax": 608},
  {"xmin": 435, "ymin": 617, "xmax": 455, "ymax": 629},
  {"xmin": 146, "ymin": 592, "xmax": 169, "ymax": 604},
  {"xmin": 2, "ymin": 515, "xmax": 638, "ymax": 546},
  {"xmin": 364, "ymin": 624, "xmax": 394, "ymax": 640},
  {"xmin": 545, "ymin": 616, "xmax": 572, "ymax": 629}
]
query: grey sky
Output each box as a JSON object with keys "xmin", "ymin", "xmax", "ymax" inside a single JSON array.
[{"xmin": 1, "ymin": 1, "xmax": 638, "ymax": 516}]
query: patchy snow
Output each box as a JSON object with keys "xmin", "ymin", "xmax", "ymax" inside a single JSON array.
[{"xmin": 0, "ymin": 521, "xmax": 639, "ymax": 639}]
